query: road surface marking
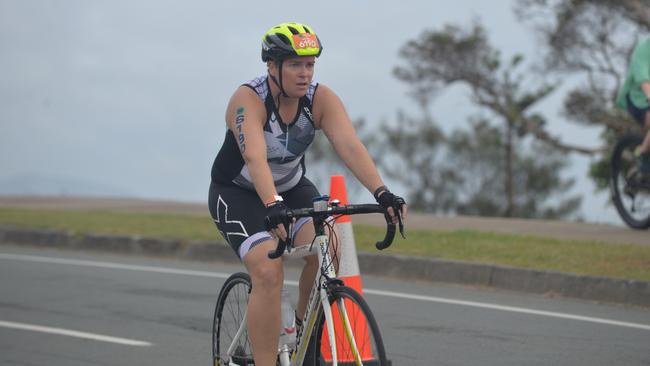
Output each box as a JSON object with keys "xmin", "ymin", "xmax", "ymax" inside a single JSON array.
[
  {"xmin": 362, "ymin": 289, "xmax": 650, "ymax": 331},
  {"xmin": 0, "ymin": 320, "xmax": 152, "ymax": 346},
  {"xmin": 0, "ymin": 252, "xmax": 233, "ymax": 279},
  {"xmin": 1, "ymin": 252, "xmax": 648, "ymax": 332}
]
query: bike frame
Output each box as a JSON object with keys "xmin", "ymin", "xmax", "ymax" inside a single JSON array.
[
  {"xmin": 288, "ymin": 231, "xmax": 341, "ymax": 366},
  {"xmin": 222, "ymin": 231, "xmax": 359, "ymax": 366},
  {"xmin": 219, "ymin": 200, "xmax": 400, "ymax": 366}
]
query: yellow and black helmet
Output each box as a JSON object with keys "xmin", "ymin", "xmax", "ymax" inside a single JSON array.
[{"xmin": 261, "ymin": 22, "xmax": 323, "ymax": 62}]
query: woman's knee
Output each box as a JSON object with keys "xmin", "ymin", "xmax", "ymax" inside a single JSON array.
[
  {"xmin": 253, "ymin": 265, "xmax": 283, "ymax": 289},
  {"xmin": 244, "ymin": 241, "xmax": 284, "ymax": 290}
]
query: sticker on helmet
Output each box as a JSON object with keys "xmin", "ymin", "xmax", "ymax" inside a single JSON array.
[{"xmin": 292, "ymin": 34, "xmax": 319, "ymax": 50}]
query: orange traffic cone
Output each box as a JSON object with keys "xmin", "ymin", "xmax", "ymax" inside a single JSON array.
[
  {"xmin": 328, "ymin": 175, "xmax": 363, "ymax": 292},
  {"xmin": 320, "ymin": 175, "xmax": 376, "ymax": 364}
]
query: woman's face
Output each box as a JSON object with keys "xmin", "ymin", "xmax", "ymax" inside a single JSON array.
[{"xmin": 270, "ymin": 56, "xmax": 316, "ymax": 97}]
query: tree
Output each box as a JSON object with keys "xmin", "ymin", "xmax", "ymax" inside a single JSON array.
[
  {"xmin": 515, "ymin": 0, "xmax": 650, "ymax": 188},
  {"xmin": 375, "ymin": 107, "xmax": 581, "ymax": 218},
  {"xmin": 447, "ymin": 119, "xmax": 581, "ymax": 218},
  {"xmin": 378, "ymin": 110, "xmax": 460, "ymax": 213},
  {"xmin": 393, "ymin": 22, "xmax": 583, "ymax": 217}
]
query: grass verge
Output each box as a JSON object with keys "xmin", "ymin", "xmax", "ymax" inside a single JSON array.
[{"xmin": 0, "ymin": 207, "xmax": 648, "ymax": 282}]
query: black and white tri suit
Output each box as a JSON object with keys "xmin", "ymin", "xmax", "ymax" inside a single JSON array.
[{"xmin": 208, "ymin": 75, "xmax": 321, "ymax": 259}]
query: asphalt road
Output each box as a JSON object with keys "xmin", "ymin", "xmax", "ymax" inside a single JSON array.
[{"xmin": 1, "ymin": 245, "xmax": 649, "ymax": 366}]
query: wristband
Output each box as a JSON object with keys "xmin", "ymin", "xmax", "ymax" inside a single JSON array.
[
  {"xmin": 265, "ymin": 195, "xmax": 283, "ymax": 207},
  {"xmin": 373, "ymin": 185, "xmax": 388, "ymax": 200}
]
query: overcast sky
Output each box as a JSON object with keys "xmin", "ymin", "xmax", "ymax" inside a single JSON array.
[{"xmin": 0, "ymin": 0, "xmax": 618, "ymax": 224}]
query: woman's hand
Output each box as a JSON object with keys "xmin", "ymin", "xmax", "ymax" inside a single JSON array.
[
  {"xmin": 264, "ymin": 200, "xmax": 290, "ymax": 241},
  {"xmin": 374, "ymin": 188, "xmax": 408, "ymax": 224}
]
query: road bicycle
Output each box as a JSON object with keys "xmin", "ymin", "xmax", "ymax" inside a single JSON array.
[
  {"xmin": 212, "ymin": 196, "xmax": 404, "ymax": 365},
  {"xmin": 610, "ymin": 133, "xmax": 650, "ymax": 229}
]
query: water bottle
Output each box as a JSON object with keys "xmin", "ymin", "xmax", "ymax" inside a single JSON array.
[{"xmin": 279, "ymin": 287, "xmax": 296, "ymax": 348}]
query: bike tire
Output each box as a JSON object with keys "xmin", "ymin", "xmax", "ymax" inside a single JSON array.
[
  {"xmin": 213, "ymin": 272, "xmax": 254, "ymax": 366},
  {"xmin": 307, "ymin": 286, "xmax": 388, "ymax": 366},
  {"xmin": 610, "ymin": 134, "xmax": 650, "ymax": 229}
]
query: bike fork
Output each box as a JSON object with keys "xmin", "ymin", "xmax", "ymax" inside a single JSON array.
[{"xmin": 321, "ymin": 286, "xmax": 338, "ymax": 366}]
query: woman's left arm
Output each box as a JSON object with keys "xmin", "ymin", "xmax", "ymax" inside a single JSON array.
[
  {"xmin": 314, "ymin": 84, "xmax": 385, "ymax": 194},
  {"xmin": 315, "ymin": 84, "xmax": 408, "ymax": 222}
]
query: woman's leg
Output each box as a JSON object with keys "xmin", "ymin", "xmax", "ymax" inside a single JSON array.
[
  {"xmin": 641, "ymin": 110, "xmax": 650, "ymax": 154},
  {"xmin": 637, "ymin": 111, "xmax": 650, "ymax": 176},
  {"xmin": 280, "ymin": 177, "xmax": 340, "ymax": 320},
  {"xmin": 242, "ymin": 240, "xmax": 284, "ymax": 366},
  {"xmin": 293, "ymin": 221, "xmax": 318, "ymax": 320},
  {"xmin": 292, "ymin": 219, "xmax": 340, "ymax": 320}
]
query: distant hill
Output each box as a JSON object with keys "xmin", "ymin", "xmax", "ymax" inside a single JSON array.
[{"xmin": 0, "ymin": 173, "xmax": 134, "ymax": 197}]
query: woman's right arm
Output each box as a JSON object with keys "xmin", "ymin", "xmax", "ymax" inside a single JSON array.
[{"xmin": 225, "ymin": 87, "xmax": 279, "ymax": 206}]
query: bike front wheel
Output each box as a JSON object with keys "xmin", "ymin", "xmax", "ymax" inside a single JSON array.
[
  {"xmin": 308, "ymin": 286, "xmax": 388, "ymax": 366},
  {"xmin": 610, "ymin": 134, "xmax": 650, "ymax": 229},
  {"xmin": 213, "ymin": 272, "xmax": 254, "ymax": 366}
]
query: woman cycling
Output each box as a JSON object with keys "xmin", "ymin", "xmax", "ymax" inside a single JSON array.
[
  {"xmin": 616, "ymin": 36, "xmax": 650, "ymax": 179},
  {"xmin": 207, "ymin": 22, "xmax": 407, "ymax": 366}
]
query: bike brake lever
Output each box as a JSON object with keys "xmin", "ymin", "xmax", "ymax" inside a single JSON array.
[
  {"xmin": 267, "ymin": 216, "xmax": 293, "ymax": 259},
  {"xmin": 268, "ymin": 238, "xmax": 286, "ymax": 259},
  {"xmin": 396, "ymin": 211, "xmax": 406, "ymax": 239},
  {"xmin": 375, "ymin": 211, "xmax": 396, "ymax": 250},
  {"xmin": 283, "ymin": 221, "xmax": 293, "ymax": 253}
]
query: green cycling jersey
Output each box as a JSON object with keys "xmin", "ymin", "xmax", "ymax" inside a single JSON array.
[{"xmin": 616, "ymin": 37, "xmax": 650, "ymax": 110}]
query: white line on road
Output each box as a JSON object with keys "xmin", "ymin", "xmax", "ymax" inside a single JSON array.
[
  {"xmin": 1, "ymin": 252, "xmax": 649, "ymax": 332},
  {"xmin": 0, "ymin": 252, "xmax": 234, "ymax": 279},
  {"xmin": 0, "ymin": 320, "xmax": 153, "ymax": 346},
  {"xmin": 362, "ymin": 289, "xmax": 650, "ymax": 331}
]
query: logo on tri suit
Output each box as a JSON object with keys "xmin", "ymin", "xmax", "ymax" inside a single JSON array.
[
  {"xmin": 303, "ymin": 106, "xmax": 314, "ymax": 122},
  {"xmin": 213, "ymin": 195, "xmax": 248, "ymax": 242}
]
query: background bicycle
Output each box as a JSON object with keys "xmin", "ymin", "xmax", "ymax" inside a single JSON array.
[{"xmin": 610, "ymin": 133, "xmax": 650, "ymax": 229}]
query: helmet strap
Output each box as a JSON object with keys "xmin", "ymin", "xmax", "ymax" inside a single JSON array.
[
  {"xmin": 269, "ymin": 59, "xmax": 288, "ymax": 98},
  {"xmin": 269, "ymin": 59, "xmax": 289, "ymax": 115}
]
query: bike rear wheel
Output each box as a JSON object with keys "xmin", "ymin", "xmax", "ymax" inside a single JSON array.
[
  {"xmin": 213, "ymin": 272, "xmax": 254, "ymax": 366},
  {"xmin": 308, "ymin": 286, "xmax": 388, "ymax": 366},
  {"xmin": 610, "ymin": 134, "xmax": 650, "ymax": 229}
]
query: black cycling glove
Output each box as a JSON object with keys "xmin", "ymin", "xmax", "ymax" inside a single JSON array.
[
  {"xmin": 264, "ymin": 201, "xmax": 289, "ymax": 232},
  {"xmin": 374, "ymin": 186, "xmax": 406, "ymax": 239},
  {"xmin": 374, "ymin": 186, "xmax": 406, "ymax": 213}
]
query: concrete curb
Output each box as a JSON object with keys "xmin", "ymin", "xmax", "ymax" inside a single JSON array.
[
  {"xmin": 1, "ymin": 227, "xmax": 648, "ymax": 307},
  {"xmin": 357, "ymin": 253, "xmax": 650, "ymax": 306}
]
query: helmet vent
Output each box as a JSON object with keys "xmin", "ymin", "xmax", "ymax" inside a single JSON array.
[
  {"xmin": 304, "ymin": 26, "xmax": 313, "ymax": 34},
  {"xmin": 287, "ymin": 26, "xmax": 300, "ymax": 35},
  {"xmin": 276, "ymin": 33, "xmax": 291, "ymax": 46}
]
